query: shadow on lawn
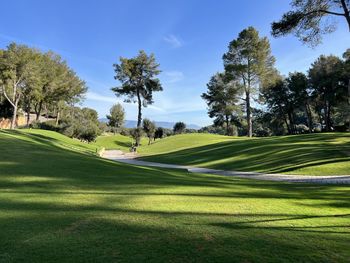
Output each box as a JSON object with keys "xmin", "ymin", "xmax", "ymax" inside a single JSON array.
[
  {"xmin": 0, "ymin": 196, "xmax": 349, "ymax": 262},
  {"xmin": 1, "ymin": 131, "xmax": 350, "ymax": 261},
  {"xmin": 140, "ymin": 133, "xmax": 350, "ymax": 174}
]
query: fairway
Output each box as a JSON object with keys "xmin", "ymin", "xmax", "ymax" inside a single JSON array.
[
  {"xmin": 0, "ymin": 129, "xmax": 349, "ymax": 262},
  {"xmin": 138, "ymin": 133, "xmax": 350, "ymax": 176},
  {"xmin": 95, "ymin": 133, "xmax": 148, "ymax": 152}
]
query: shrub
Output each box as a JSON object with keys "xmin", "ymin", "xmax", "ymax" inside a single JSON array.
[
  {"xmin": 295, "ymin": 124, "xmax": 309, "ymax": 134},
  {"xmin": 173, "ymin": 122, "xmax": 186, "ymax": 134}
]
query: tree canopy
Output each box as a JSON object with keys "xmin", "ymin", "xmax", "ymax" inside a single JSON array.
[
  {"xmin": 111, "ymin": 50, "xmax": 163, "ymax": 145},
  {"xmin": 271, "ymin": 0, "xmax": 350, "ymax": 46}
]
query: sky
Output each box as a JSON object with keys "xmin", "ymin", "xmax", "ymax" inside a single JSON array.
[{"xmin": 0, "ymin": 0, "xmax": 349, "ymax": 126}]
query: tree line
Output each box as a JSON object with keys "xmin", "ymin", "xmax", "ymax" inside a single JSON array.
[
  {"xmin": 202, "ymin": 25, "xmax": 349, "ymax": 137},
  {"xmin": 106, "ymin": 102, "xmax": 188, "ymax": 146},
  {"xmin": 0, "ymin": 43, "xmax": 86, "ymax": 129}
]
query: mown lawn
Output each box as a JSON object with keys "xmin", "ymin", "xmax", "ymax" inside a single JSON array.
[
  {"xmin": 94, "ymin": 133, "xmax": 148, "ymax": 151},
  {"xmin": 0, "ymin": 130, "xmax": 349, "ymax": 262},
  {"xmin": 138, "ymin": 133, "xmax": 350, "ymax": 175}
]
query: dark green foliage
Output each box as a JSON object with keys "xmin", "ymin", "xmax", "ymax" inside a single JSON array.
[
  {"xmin": 111, "ymin": 50, "xmax": 163, "ymax": 141},
  {"xmin": 271, "ymin": 0, "xmax": 350, "ymax": 46},
  {"xmin": 107, "ymin": 103, "xmax": 125, "ymax": 133},
  {"xmin": 173, "ymin": 122, "xmax": 186, "ymax": 134},
  {"xmin": 223, "ymin": 27, "xmax": 275, "ymax": 137},
  {"xmin": 202, "ymin": 72, "xmax": 242, "ymax": 136},
  {"xmin": 130, "ymin": 127, "xmax": 144, "ymax": 146},
  {"xmin": 0, "ymin": 42, "xmax": 86, "ymax": 129},
  {"xmin": 0, "ymin": 99, "xmax": 13, "ymax": 118},
  {"xmin": 154, "ymin": 127, "xmax": 164, "ymax": 139},
  {"xmin": 142, "ymin": 118, "xmax": 156, "ymax": 145}
]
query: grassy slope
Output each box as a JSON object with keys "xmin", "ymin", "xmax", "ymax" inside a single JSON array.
[
  {"xmin": 94, "ymin": 134, "xmax": 148, "ymax": 151},
  {"xmin": 0, "ymin": 129, "xmax": 350, "ymax": 262},
  {"xmin": 138, "ymin": 133, "xmax": 350, "ymax": 175}
]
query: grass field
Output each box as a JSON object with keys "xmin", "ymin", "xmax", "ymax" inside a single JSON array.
[
  {"xmin": 0, "ymin": 129, "xmax": 350, "ymax": 262},
  {"xmin": 138, "ymin": 133, "xmax": 350, "ymax": 176},
  {"xmin": 95, "ymin": 133, "xmax": 148, "ymax": 151}
]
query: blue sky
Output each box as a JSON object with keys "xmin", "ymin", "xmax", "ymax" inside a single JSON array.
[{"xmin": 0, "ymin": 0, "xmax": 349, "ymax": 126}]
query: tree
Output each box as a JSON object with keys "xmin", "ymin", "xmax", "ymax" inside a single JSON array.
[
  {"xmin": 223, "ymin": 27, "xmax": 275, "ymax": 137},
  {"xmin": 271, "ymin": 0, "xmax": 350, "ymax": 46},
  {"xmin": 111, "ymin": 50, "xmax": 163, "ymax": 145},
  {"xmin": 287, "ymin": 72, "xmax": 313, "ymax": 132},
  {"xmin": 107, "ymin": 103, "xmax": 125, "ymax": 134},
  {"xmin": 173, "ymin": 122, "xmax": 186, "ymax": 134},
  {"xmin": 342, "ymin": 49, "xmax": 350, "ymax": 130},
  {"xmin": 201, "ymin": 72, "xmax": 242, "ymax": 136},
  {"xmin": 154, "ymin": 127, "xmax": 164, "ymax": 140},
  {"xmin": 308, "ymin": 55, "xmax": 344, "ymax": 131},
  {"xmin": 60, "ymin": 107, "xmax": 101, "ymax": 142},
  {"xmin": 261, "ymin": 77, "xmax": 295, "ymax": 134},
  {"xmin": 130, "ymin": 128, "xmax": 143, "ymax": 147},
  {"xmin": 0, "ymin": 43, "xmax": 39, "ymax": 129},
  {"xmin": 31, "ymin": 52, "xmax": 86, "ymax": 122},
  {"xmin": 142, "ymin": 118, "xmax": 156, "ymax": 145}
]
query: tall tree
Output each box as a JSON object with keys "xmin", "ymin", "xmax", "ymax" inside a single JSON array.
[
  {"xmin": 287, "ymin": 72, "xmax": 313, "ymax": 132},
  {"xmin": 201, "ymin": 72, "xmax": 241, "ymax": 136},
  {"xmin": 0, "ymin": 43, "xmax": 38, "ymax": 129},
  {"xmin": 223, "ymin": 27, "xmax": 275, "ymax": 137},
  {"xmin": 107, "ymin": 103, "xmax": 125, "ymax": 134},
  {"xmin": 272, "ymin": 0, "xmax": 350, "ymax": 46},
  {"xmin": 112, "ymin": 50, "xmax": 162, "ymax": 145},
  {"xmin": 308, "ymin": 55, "xmax": 344, "ymax": 131}
]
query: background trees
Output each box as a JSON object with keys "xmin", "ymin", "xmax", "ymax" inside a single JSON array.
[
  {"xmin": 107, "ymin": 103, "xmax": 125, "ymax": 134},
  {"xmin": 112, "ymin": 50, "xmax": 163, "ymax": 145},
  {"xmin": 0, "ymin": 43, "xmax": 39, "ymax": 129},
  {"xmin": 201, "ymin": 72, "xmax": 242, "ymax": 136},
  {"xmin": 173, "ymin": 122, "xmax": 186, "ymax": 134},
  {"xmin": 272, "ymin": 0, "xmax": 350, "ymax": 46},
  {"xmin": 0, "ymin": 42, "xmax": 87, "ymax": 129}
]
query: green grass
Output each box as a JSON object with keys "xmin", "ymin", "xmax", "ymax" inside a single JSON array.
[
  {"xmin": 0, "ymin": 129, "xmax": 350, "ymax": 262},
  {"xmin": 138, "ymin": 133, "xmax": 350, "ymax": 176},
  {"xmin": 94, "ymin": 133, "xmax": 148, "ymax": 151}
]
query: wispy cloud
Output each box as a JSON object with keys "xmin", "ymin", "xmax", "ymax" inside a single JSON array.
[
  {"xmin": 86, "ymin": 91, "xmax": 165, "ymax": 112},
  {"xmin": 162, "ymin": 71, "xmax": 184, "ymax": 83},
  {"xmin": 163, "ymin": 34, "xmax": 183, "ymax": 48},
  {"xmin": 86, "ymin": 91, "xmax": 116, "ymax": 103}
]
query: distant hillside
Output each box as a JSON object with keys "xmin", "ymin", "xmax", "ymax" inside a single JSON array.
[{"xmin": 99, "ymin": 118, "xmax": 201, "ymax": 130}]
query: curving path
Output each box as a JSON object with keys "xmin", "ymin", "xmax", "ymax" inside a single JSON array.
[{"xmin": 102, "ymin": 150, "xmax": 350, "ymax": 185}]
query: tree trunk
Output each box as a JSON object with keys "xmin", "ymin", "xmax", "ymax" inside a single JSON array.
[
  {"xmin": 10, "ymin": 100, "xmax": 18, "ymax": 129},
  {"xmin": 136, "ymin": 89, "xmax": 142, "ymax": 128},
  {"xmin": 55, "ymin": 111, "xmax": 60, "ymax": 126},
  {"xmin": 136, "ymin": 89, "xmax": 142, "ymax": 146},
  {"xmin": 26, "ymin": 110, "xmax": 30, "ymax": 127},
  {"xmin": 246, "ymin": 91, "xmax": 252, "ymax": 137},
  {"xmin": 305, "ymin": 102, "xmax": 313, "ymax": 133},
  {"xmin": 340, "ymin": 0, "xmax": 350, "ymax": 31},
  {"xmin": 35, "ymin": 101, "xmax": 43, "ymax": 121},
  {"xmin": 348, "ymin": 79, "xmax": 350, "ymax": 132},
  {"xmin": 287, "ymin": 111, "xmax": 294, "ymax": 134},
  {"xmin": 225, "ymin": 115, "xmax": 230, "ymax": 136}
]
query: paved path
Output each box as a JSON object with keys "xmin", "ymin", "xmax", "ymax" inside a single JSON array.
[{"xmin": 102, "ymin": 150, "xmax": 350, "ymax": 185}]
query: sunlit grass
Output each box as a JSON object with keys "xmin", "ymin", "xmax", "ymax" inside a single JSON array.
[
  {"xmin": 138, "ymin": 133, "xmax": 350, "ymax": 175},
  {"xmin": 0, "ymin": 130, "xmax": 349, "ymax": 262}
]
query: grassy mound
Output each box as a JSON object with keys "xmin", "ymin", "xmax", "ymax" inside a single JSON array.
[
  {"xmin": 138, "ymin": 133, "xmax": 350, "ymax": 176},
  {"xmin": 94, "ymin": 133, "xmax": 147, "ymax": 151},
  {"xmin": 0, "ymin": 129, "xmax": 349, "ymax": 262}
]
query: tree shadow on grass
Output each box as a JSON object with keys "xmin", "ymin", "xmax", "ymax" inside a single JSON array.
[{"xmin": 139, "ymin": 133, "xmax": 350, "ymax": 174}]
